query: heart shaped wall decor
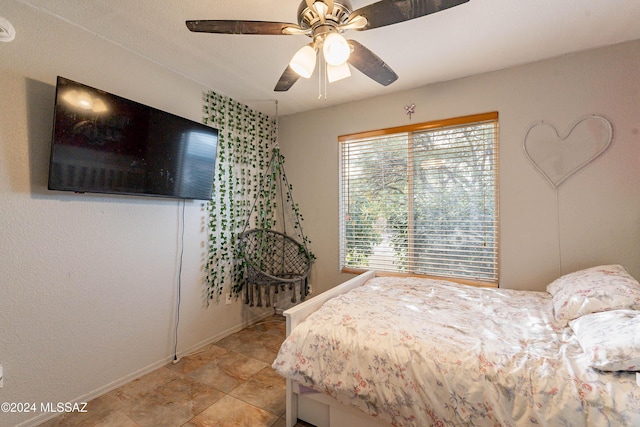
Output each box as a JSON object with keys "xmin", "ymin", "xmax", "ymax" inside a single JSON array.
[{"xmin": 523, "ymin": 115, "xmax": 613, "ymax": 188}]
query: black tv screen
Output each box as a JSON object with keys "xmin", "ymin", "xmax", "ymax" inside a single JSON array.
[{"xmin": 48, "ymin": 76, "xmax": 218, "ymax": 200}]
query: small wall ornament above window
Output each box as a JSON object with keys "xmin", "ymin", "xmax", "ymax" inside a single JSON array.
[
  {"xmin": 523, "ymin": 114, "xmax": 613, "ymax": 188},
  {"xmin": 404, "ymin": 102, "xmax": 416, "ymax": 120}
]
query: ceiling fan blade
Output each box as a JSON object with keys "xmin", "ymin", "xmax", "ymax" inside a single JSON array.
[
  {"xmin": 350, "ymin": 0, "xmax": 469, "ymax": 30},
  {"xmin": 347, "ymin": 40, "xmax": 398, "ymax": 86},
  {"xmin": 325, "ymin": 0, "xmax": 335, "ymax": 15},
  {"xmin": 186, "ymin": 20, "xmax": 301, "ymax": 35},
  {"xmin": 274, "ymin": 66, "xmax": 301, "ymax": 92}
]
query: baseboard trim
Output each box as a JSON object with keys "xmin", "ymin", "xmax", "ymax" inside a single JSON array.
[{"xmin": 16, "ymin": 311, "xmax": 278, "ymax": 427}]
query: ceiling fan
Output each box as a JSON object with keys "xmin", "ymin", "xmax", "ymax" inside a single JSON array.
[{"xmin": 186, "ymin": 0, "xmax": 469, "ymax": 92}]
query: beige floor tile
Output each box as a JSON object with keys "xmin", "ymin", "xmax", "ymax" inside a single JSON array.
[
  {"xmin": 229, "ymin": 367, "xmax": 286, "ymax": 416},
  {"xmin": 187, "ymin": 351, "xmax": 267, "ymax": 393},
  {"xmin": 225, "ymin": 332, "xmax": 283, "ymax": 364},
  {"xmin": 214, "ymin": 328, "xmax": 256, "ymax": 351},
  {"xmin": 125, "ymin": 375, "xmax": 224, "ymax": 427},
  {"xmin": 93, "ymin": 411, "xmax": 141, "ymax": 427},
  {"xmin": 184, "ymin": 395, "xmax": 279, "ymax": 427},
  {"xmin": 37, "ymin": 412, "xmax": 96, "ymax": 427},
  {"xmin": 246, "ymin": 318, "xmax": 287, "ymax": 337},
  {"xmin": 38, "ymin": 316, "xmax": 294, "ymax": 427},
  {"xmin": 166, "ymin": 345, "xmax": 229, "ymax": 375},
  {"xmin": 36, "ymin": 396, "xmax": 124, "ymax": 427},
  {"xmin": 118, "ymin": 367, "xmax": 183, "ymax": 400}
]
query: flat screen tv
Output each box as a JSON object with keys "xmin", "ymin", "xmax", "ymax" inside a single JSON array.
[{"xmin": 48, "ymin": 76, "xmax": 218, "ymax": 200}]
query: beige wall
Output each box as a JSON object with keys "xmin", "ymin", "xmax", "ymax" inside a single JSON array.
[
  {"xmin": 1, "ymin": 0, "xmax": 639, "ymax": 425},
  {"xmin": 278, "ymin": 39, "xmax": 640, "ymax": 294},
  {"xmin": 0, "ymin": 2, "xmax": 272, "ymax": 426}
]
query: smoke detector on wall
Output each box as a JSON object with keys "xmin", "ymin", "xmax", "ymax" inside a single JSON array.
[{"xmin": 0, "ymin": 16, "xmax": 16, "ymax": 42}]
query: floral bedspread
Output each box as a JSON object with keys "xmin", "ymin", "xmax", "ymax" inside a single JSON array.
[{"xmin": 272, "ymin": 276, "xmax": 640, "ymax": 426}]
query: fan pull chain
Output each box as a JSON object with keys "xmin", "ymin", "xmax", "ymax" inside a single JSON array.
[
  {"xmin": 318, "ymin": 57, "xmax": 322, "ymax": 99},
  {"xmin": 318, "ymin": 57, "xmax": 327, "ymax": 100}
]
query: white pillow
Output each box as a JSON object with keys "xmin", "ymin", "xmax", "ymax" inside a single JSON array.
[
  {"xmin": 569, "ymin": 310, "xmax": 640, "ymax": 371},
  {"xmin": 546, "ymin": 265, "xmax": 640, "ymax": 324}
]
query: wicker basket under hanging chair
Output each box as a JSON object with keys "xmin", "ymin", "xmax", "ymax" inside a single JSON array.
[{"xmin": 238, "ymin": 147, "xmax": 313, "ymax": 309}]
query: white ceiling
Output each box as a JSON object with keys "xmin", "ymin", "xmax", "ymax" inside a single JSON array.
[{"xmin": 15, "ymin": 0, "xmax": 640, "ymax": 116}]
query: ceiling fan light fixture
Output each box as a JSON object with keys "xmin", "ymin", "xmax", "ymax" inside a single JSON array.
[
  {"xmin": 322, "ymin": 32, "xmax": 350, "ymax": 66},
  {"xmin": 327, "ymin": 62, "xmax": 351, "ymax": 82},
  {"xmin": 289, "ymin": 45, "xmax": 317, "ymax": 78},
  {"xmin": 313, "ymin": 1, "xmax": 328, "ymax": 17},
  {"xmin": 187, "ymin": 0, "xmax": 471, "ymax": 92}
]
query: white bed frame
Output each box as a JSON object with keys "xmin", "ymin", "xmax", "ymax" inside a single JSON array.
[{"xmin": 282, "ymin": 271, "xmax": 390, "ymax": 427}]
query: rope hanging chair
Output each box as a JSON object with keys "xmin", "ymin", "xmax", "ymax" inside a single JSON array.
[{"xmin": 238, "ymin": 147, "xmax": 313, "ymax": 309}]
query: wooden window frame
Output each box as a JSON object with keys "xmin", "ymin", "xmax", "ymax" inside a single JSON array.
[{"xmin": 339, "ymin": 112, "xmax": 499, "ymax": 288}]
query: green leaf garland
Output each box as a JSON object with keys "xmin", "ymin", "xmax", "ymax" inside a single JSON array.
[
  {"xmin": 202, "ymin": 92, "xmax": 314, "ymax": 304},
  {"xmin": 203, "ymin": 92, "xmax": 275, "ymax": 303}
]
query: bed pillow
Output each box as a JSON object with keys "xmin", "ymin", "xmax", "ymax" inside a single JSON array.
[
  {"xmin": 546, "ymin": 264, "xmax": 637, "ymax": 295},
  {"xmin": 569, "ymin": 310, "xmax": 640, "ymax": 371},
  {"xmin": 547, "ymin": 264, "xmax": 640, "ymax": 324}
]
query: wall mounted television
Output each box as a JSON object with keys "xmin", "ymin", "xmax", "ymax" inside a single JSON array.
[{"xmin": 48, "ymin": 76, "xmax": 218, "ymax": 200}]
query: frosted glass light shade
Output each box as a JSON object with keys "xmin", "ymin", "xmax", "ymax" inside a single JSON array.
[
  {"xmin": 313, "ymin": 1, "xmax": 327, "ymax": 17},
  {"xmin": 327, "ymin": 62, "xmax": 351, "ymax": 82},
  {"xmin": 323, "ymin": 33, "xmax": 350, "ymax": 66},
  {"xmin": 289, "ymin": 45, "xmax": 317, "ymax": 78}
]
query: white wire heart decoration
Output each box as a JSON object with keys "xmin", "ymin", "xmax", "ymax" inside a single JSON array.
[{"xmin": 523, "ymin": 115, "xmax": 613, "ymax": 188}]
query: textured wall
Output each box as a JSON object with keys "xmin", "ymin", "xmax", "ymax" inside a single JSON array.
[
  {"xmin": 278, "ymin": 39, "xmax": 640, "ymax": 293},
  {"xmin": 0, "ymin": 2, "xmax": 272, "ymax": 426},
  {"xmin": 2, "ymin": 1, "xmax": 640, "ymax": 425}
]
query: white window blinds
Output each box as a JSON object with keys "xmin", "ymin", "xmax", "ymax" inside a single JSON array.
[{"xmin": 339, "ymin": 113, "xmax": 499, "ymax": 284}]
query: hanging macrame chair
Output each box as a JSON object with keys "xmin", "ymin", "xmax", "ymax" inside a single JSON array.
[{"xmin": 238, "ymin": 147, "xmax": 313, "ymax": 309}]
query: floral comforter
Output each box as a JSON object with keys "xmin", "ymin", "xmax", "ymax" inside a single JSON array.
[{"xmin": 272, "ymin": 276, "xmax": 640, "ymax": 426}]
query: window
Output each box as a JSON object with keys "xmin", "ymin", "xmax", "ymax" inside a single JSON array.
[{"xmin": 339, "ymin": 112, "xmax": 499, "ymax": 285}]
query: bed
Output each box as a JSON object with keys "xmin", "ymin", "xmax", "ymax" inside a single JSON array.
[{"xmin": 272, "ymin": 266, "xmax": 640, "ymax": 427}]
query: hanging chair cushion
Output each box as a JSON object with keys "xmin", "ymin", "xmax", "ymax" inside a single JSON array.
[{"xmin": 239, "ymin": 229, "xmax": 312, "ymax": 283}]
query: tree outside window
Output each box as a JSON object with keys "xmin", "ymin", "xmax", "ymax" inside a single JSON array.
[{"xmin": 339, "ymin": 113, "xmax": 499, "ymax": 285}]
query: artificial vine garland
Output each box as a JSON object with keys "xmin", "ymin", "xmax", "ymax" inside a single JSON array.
[
  {"xmin": 203, "ymin": 92, "xmax": 275, "ymax": 302},
  {"xmin": 202, "ymin": 92, "xmax": 313, "ymax": 304}
]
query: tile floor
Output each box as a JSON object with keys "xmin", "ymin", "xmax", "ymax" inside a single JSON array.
[{"xmin": 39, "ymin": 315, "xmax": 312, "ymax": 427}]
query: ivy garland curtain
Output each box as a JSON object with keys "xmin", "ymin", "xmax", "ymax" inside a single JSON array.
[{"xmin": 202, "ymin": 91, "xmax": 277, "ymax": 302}]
